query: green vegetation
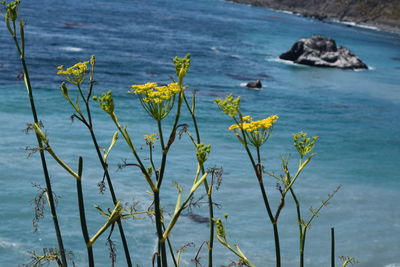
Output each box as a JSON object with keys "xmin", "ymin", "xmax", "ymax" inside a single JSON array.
[{"xmin": 2, "ymin": 1, "xmax": 355, "ymax": 266}]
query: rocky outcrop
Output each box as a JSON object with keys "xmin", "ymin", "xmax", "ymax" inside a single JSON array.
[
  {"xmin": 279, "ymin": 35, "xmax": 368, "ymax": 69},
  {"xmin": 227, "ymin": 0, "xmax": 400, "ymax": 33},
  {"xmin": 246, "ymin": 80, "xmax": 262, "ymax": 88}
]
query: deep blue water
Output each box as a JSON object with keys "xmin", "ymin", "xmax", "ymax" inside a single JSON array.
[{"xmin": 1, "ymin": 0, "xmax": 400, "ymax": 266}]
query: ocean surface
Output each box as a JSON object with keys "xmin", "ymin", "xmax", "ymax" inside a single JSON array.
[{"xmin": 1, "ymin": 0, "xmax": 400, "ymax": 266}]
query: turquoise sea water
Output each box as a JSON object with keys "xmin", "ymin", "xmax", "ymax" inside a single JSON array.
[{"xmin": 1, "ymin": 0, "xmax": 400, "ymax": 266}]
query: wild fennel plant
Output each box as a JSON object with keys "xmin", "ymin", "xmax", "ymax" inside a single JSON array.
[
  {"xmin": 3, "ymin": 1, "xmax": 350, "ymax": 266},
  {"xmin": 215, "ymin": 94, "xmax": 283, "ymax": 266},
  {"xmin": 57, "ymin": 57, "xmax": 133, "ymax": 266},
  {"xmin": 1, "ymin": 1, "xmax": 68, "ymax": 265},
  {"xmin": 215, "ymin": 95, "xmax": 342, "ymax": 267},
  {"xmin": 93, "ymin": 54, "xmax": 214, "ymax": 267}
]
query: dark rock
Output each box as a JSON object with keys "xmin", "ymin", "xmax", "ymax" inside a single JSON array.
[
  {"xmin": 279, "ymin": 35, "xmax": 368, "ymax": 69},
  {"xmin": 246, "ymin": 80, "xmax": 262, "ymax": 88},
  {"xmin": 183, "ymin": 213, "xmax": 209, "ymax": 224}
]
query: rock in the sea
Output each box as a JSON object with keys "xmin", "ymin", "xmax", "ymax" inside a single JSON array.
[
  {"xmin": 246, "ymin": 80, "xmax": 262, "ymax": 88},
  {"xmin": 183, "ymin": 213, "xmax": 209, "ymax": 224},
  {"xmin": 279, "ymin": 35, "xmax": 368, "ymax": 69}
]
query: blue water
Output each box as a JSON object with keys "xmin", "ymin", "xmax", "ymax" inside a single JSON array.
[{"xmin": 1, "ymin": 0, "xmax": 400, "ymax": 266}]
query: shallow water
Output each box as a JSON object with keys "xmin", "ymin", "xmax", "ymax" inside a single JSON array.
[{"xmin": 0, "ymin": 0, "xmax": 400, "ymax": 266}]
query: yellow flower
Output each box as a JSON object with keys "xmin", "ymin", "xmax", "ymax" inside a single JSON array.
[
  {"xmin": 130, "ymin": 82, "xmax": 181, "ymax": 103},
  {"xmin": 230, "ymin": 115, "xmax": 278, "ymax": 133},
  {"xmin": 143, "ymin": 133, "xmax": 159, "ymax": 145},
  {"xmin": 242, "ymin": 115, "xmax": 252, "ymax": 121},
  {"xmin": 57, "ymin": 61, "xmax": 89, "ymax": 85},
  {"xmin": 229, "ymin": 115, "xmax": 279, "ymax": 147},
  {"xmin": 129, "ymin": 82, "xmax": 182, "ymax": 120}
]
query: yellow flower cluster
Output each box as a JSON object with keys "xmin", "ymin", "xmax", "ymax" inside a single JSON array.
[
  {"xmin": 143, "ymin": 133, "xmax": 159, "ymax": 145},
  {"xmin": 130, "ymin": 82, "xmax": 181, "ymax": 103},
  {"xmin": 57, "ymin": 61, "xmax": 89, "ymax": 85},
  {"xmin": 229, "ymin": 115, "xmax": 279, "ymax": 133}
]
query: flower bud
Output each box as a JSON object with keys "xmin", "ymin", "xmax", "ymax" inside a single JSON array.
[
  {"xmin": 5, "ymin": 0, "xmax": 20, "ymax": 22},
  {"xmin": 196, "ymin": 143, "xmax": 211, "ymax": 165},
  {"xmin": 93, "ymin": 90, "xmax": 114, "ymax": 115},
  {"xmin": 173, "ymin": 53, "xmax": 191, "ymax": 79},
  {"xmin": 60, "ymin": 82, "xmax": 69, "ymax": 99},
  {"xmin": 90, "ymin": 55, "xmax": 96, "ymax": 66}
]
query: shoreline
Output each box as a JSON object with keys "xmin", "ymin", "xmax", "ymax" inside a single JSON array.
[{"xmin": 227, "ymin": 0, "xmax": 400, "ymax": 34}]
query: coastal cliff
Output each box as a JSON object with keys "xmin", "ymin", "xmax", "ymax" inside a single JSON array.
[{"xmin": 228, "ymin": 0, "xmax": 400, "ymax": 32}]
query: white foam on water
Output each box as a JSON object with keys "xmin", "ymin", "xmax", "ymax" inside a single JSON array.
[
  {"xmin": 385, "ymin": 264, "xmax": 400, "ymax": 267},
  {"xmin": 0, "ymin": 237, "xmax": 19, "ymax": 249},
  {"xmin": 59, "ymin": 46, "xmax": 83, "ymax": 52},
  {"xmin": 230, "ymin": 54, "xmax": 242, "ymax": 59},
  {"xmin": 280, "ymin": 10, "xmax": 294, "ymax": 15},
  {"xmin": 339, "ymin": 20, "xmax": 380, "ymax": 31},
  {"xmin": 266, "ymin": 57, "xmax": 309, "ymax": 67}
]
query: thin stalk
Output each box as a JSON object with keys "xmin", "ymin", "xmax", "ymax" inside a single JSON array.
[
  {"xmin": 149, "ymin": 144, "xmax": 157, "ymax": 181},
  {"xmin": 8, "ymin": 21, "xmax": 67, "ymax": 266},
  {"xmin": 183, "ymin": 93, "xmax": 214, "ymax": 267},
  {"xmin": 162, "ymin": 223, "xmax": 178, "ymax": 267},
  {"xmin": 65, "ymin": 62, "xmax": 132, "ymax": 265},
  {"xmin": 111, "ymin": 116, "xmax": 156, "ymax": 191},
  {"xmin": 76, "ymin": 157, "xmax": 95, "ymax": 267},
  {"xmin": 153, "ymin": 87, "xmax": 184, "ymax": 265},
  {"xmin": 157, "ymin": 119, "xmax": 166, "ymax": 151},
  {"xmin": 254, "ymin": 145, "xmax": 280, "ymax": 267},
  {"xmin": 157, "ymin": 84, "xmax": 184, "ymax": 189},
  {"xmin": 154, "ymin": 192, "xmax": 168, "ymax": 267},
  {"xmin": 157, "ymin": 118, "xmax": 168, "ymax": 188},
  {"xmin": 290, "ymin": 188, "xmax": 304, "ymax": 267},
  {"xmin": 88, "ymin": 128, "xmax": 132, "ymax": 266},
  {"xmin": 154, "ymin": 119, "xmax": 169, "ymax": 267},
  {"xmin": 331, "ymin": 228, "xmax": 335, "ymax": 267}
]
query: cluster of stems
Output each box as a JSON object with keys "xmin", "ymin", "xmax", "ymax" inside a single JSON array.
[
  {"xmin": 4, "ymin": 1, "xmax": 347, "ymax": 266},
  {"xmin": 2, "ymin": 2, "xmax": 68, "ymax": 265},
  {"xmin": 215, "ymin": 97, "xmax": 342, "ymax": 266},
  {"xmin": 94, "ymin": 55, "xmax": 217, "ymax": 267}
]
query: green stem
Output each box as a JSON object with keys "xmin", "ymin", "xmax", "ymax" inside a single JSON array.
[
  {"xmin": 157, "ymin": 119, "xmax": 166, "ymax": 151},
  {"xmin": 154, "ymin": 192, "xmax": 168, "ymax": 267},
  {"xmin": 76, "ymin": 157, "xmax": 95, "ymax": 267},
  {"xmin": 8, "ymin": 21, "xmax": 68, "ymax": 266},
  {"xmin": 290, "ymin": 188, "xmax": 304, "ymax": 267},
  {"xmin": 88, "ymin": 128, "xmax": 132, "ymax": 266},
  {"xmin": 162, "ymin": 223, "xmax": 178, "ymax": 267},
  {"xmin": 111, "ymin": 115, "xmax": 156, "ymax": 191},
  {"xmin": 254, "ymin": 146, "xmax": 280, "ymax": 267},
  {"xmin": 157, "ymin": 83, "xmax": 184, "ymax": 189},
  {"xmin": 183, "ymin": 93, "xmax": 214, "ymax": 267},
  {"xmin": 331, "ymin": 227, "xmax": 335, "ymax": 267},
  {"xmin": 301, "ymin": 227, "xmax": 307, "ymax": 265}
]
